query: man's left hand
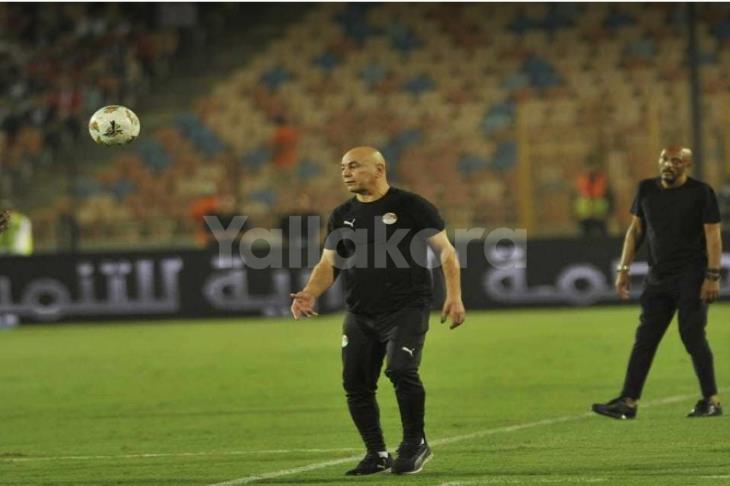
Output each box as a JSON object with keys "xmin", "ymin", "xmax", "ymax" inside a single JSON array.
[
  {"xmin": 290, "ymin": 291, "xmax": 318, "ymax": 320},
  {"xmin": 440, "ymin": 298, "xmax": 465, "ymax": 329},
  {"xmin": 700, "ymin": 279, "xmax": 720, "ymax": 304}
]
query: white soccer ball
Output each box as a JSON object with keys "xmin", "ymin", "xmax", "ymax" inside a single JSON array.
[{"xmin": 88, "ymin": 105, "xmax": 141, "ymax": 146}]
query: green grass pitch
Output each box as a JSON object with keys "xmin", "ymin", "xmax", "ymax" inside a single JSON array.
[{"xmin": 1, "ymin": 305, "xmax": 729, "ymax": 485}]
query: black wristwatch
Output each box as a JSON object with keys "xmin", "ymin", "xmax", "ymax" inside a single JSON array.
[{"xmin": 706, "ymin": 268, "xmax": 721, "ymax": 281}]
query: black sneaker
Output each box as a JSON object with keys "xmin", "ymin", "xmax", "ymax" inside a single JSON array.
[
  {"xmin": 345, "ymin": 452, "xmax": 393, "ymax": 476},
  {"xmin": 391, "ymin": 440, "xmax": 432, "ymax": 475},
  {"xmin": 687, "ymin": 399, "xmax": 723, "ymax": 417},
  {"xmin": 591, "ymin": 397, "xmax": 637, "ymax": 420}
]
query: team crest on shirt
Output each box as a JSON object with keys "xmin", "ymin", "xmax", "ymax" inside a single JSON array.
[
  {"xmin": 382, "ymin": 212, "xmax": 398, "ymax": 225},
  {"xmin": 342, "ymin": 335, "xmax": 348, "ymax": 348}
]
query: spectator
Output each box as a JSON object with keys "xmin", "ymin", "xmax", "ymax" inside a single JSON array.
[
  {"xmin": 0, "ymin": 205, "xmax": 33, "ymax": 255},
  {"xmin": 189, "ymin": 192, "xmax": 220, "ymax": 247},
  {"xmin": 270, "ymin": 115, "xmax": 299, "ymax": 169},
  {"xmin": 574, "ymin": 155, "xmax": 614, "ymax": 238}
]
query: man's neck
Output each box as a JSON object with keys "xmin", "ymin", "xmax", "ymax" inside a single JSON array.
[
  {"xmin": 356, "ymin": 184, "xmax": 390, "ymax": 203},
  {"xmin": 661, "ymin": 175, "xmax": 688, "ymax": 189}
]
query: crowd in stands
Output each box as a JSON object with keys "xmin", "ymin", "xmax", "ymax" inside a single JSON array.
[
  {"xmin": 10, "ymin": 3, "xmax": 730, "ymax": 250},
  {"xmin": 0, "ymin": 3, "xmax": 181, "ymax": 203}
]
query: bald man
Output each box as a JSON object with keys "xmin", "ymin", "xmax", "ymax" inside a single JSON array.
[
  {"xmin": 291, "ymin": 147, "xmax": 465, "ymax": 475},
  {"xmin": 593, "ymin": 146, "xmax": 723, "ymax": 419}
]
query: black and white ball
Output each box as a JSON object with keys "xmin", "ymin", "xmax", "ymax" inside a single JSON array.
[{"xmin": 88, "ymin": 105, "xmax": 141, "ymax": 146}]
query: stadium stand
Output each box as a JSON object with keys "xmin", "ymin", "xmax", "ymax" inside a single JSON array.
[{"xmin": 6, "ymin": 3, "xmax": 730, "ymax": 250}]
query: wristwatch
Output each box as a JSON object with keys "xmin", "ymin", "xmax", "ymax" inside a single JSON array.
[
  {"xmin": 706, "ymin": 268, "xmax": 721, "ymax": 281},
  {"xmin": 616, "ymin": 264, "xmax": 630, "ymax": 273}
]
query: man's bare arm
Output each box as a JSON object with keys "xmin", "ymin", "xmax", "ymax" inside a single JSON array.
[
  {"xmin": 704, "ymin": 223, "xmax": 722, "ymax": 271},
  {"xmin": 701, "ymin": 223, "xmax": 722, "ymax": 304},
  {"xmin": 615, "ymin": 215, "xmax": 644, "ymax": 299},
  {"xmin": 427, "ymin": 230, "xmax": 465, "ymax": 329},
  {"xmin": 302, "ymin": 249, "xmax": 337, "ymax": 298},
  {"xmin": 290, "ymin": 249, "xmax": 337, "ymax": 319},
  {"xmin": 618, "ymin": 215, "xmax": 644, "ymax": 268}
]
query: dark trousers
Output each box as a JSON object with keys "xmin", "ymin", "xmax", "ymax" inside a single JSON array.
[
  {"xmin": 621, "ymin": 268, "xmax": 718, "ymax": 399},
  {"xmin": 342, "ymin": 306, "xmax": 429, "ymax": 453}
]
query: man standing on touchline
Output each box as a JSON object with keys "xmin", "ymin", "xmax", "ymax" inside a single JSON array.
[
  {"xmin": 291, "ymin": 146, "xmax": 465, "ymax": 475},
  {"xmin": 593, "ymin": 146, "xmax": 722, "ymax": 419}
]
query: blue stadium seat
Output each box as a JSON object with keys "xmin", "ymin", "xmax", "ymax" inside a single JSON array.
[
  {"xmin": 296, "ymin": 159, "xmax": 322, "ymax": 181},
  {"xmin": 403, "ymin": 74, "xmax": 435, "ymax": 96},
  {"xmin": 603, "ymin": 8, "xmax": 636, "ymax": 29},
  {"xmin": 625, "ymin": 38, "xmax": 656, "ymax": 61},
  {"xmin": 136, "ymin": 139, "xmax": 172, "ymax": 171},
  {"xmin": 260, "ymin": 65, "xmax": 293, "ymax": 90},
  {"xmin": 543, "ymin": 4, "xmax": 582, "ymax": 32},
  {"xmin": 242, "ymin": 146, "xmax": 272, "ymax": 170},
  {"xmin": 458, "ymin": 154, "xmax": 489, "ymax": 177},
  {"xmin": 312, "ymin": 50, "xmax": 341, "ymax": 72},
  {"xmin": 509, "ymin": 12, "xmax": 539, "ymax": 33},
  {"xmin": 360, "ymin": 62, "xmax": 388, "ymax": 89},
  {"xmin": 250, "ymin": 189, "xmax": 276, "ymax": 208},
  {"xmin": 388, "ymin": 23, "xmax": 422, "ymax": 54},
  {"xmin": 74, "ymin": 176, "xmax": 103, "ymax": 199},
  {"xmin": 175, "ymin": 114, "xmax": 227, "ymax": 157},
  {"xmin": 522, "ymin": 55, "xmax": 563, "ymax": 89},
  {"xmin": 111, "ymin": 178, "xmax": 137, "ymax": 201},
  {"xmin": 491, "ymin": 141, "xmax": 517, "ymax": 171},
  {"xmin": 481, "ymin": 100, "xmax": 515, "ymax": 136},
  {"xmin": 335, "ymin": 4, "xmax": 379, "ymax": 44}
]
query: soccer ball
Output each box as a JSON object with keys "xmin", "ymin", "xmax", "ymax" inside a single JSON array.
[{"xmin": 88, "ymin": 105, "xmax": 141, "ymax": 146}]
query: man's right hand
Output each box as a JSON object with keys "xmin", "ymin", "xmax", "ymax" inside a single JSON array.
[
  {"xmin": 615, "ymin": 272, "xmax": 630, "ymax": 299},
  {"xmin": 290, "ymin": 291, "xmax": 318, "ymax": 320},
  {"xmin": 0, "ymin": 210, "xmax": 9, "ymax": 234}
]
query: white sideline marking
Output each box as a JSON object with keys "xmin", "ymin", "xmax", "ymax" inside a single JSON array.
[
  {"xmin": 209, "ymin": 393, "xmax": 695, "ymax": 486},
  {"xmin": 0, "ymin": 448, "xmax": 360, "ymax": 463},
  {"xmin": 210, "ymin": 456, "xmax": 362, "ymax": 486},
  {"xmin": 439, "ymin": 479, "xmax": 608, "ymax": 485}
]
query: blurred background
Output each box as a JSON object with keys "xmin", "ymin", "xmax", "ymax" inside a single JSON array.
[
  {"xmin": 4, "ymin": 2, "xmax": 730, "ymax": 252},
  {"xmin": 3, "ymin": 2, "xmax": 730, "ymax": 322}
]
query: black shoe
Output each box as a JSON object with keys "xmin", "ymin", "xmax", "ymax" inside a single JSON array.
[
  {"xmin": 391, "ymin": 440, "xmax": 432, "ymax": 475},
  {"xmin": 345, "ymin": 452, "xmax": 393, "ymax": 476},
  {"xmin": 591, "ymin": 397, "xmax": 637, "ymax": 420},
  {"xmin": 687, "ymin": 399, "xmax": 723, "ymax": 417}
]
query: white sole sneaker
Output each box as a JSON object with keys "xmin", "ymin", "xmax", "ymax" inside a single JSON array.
[{"xmin": 397, "ymin": 451, "xmax": 433, "ymax": 475}]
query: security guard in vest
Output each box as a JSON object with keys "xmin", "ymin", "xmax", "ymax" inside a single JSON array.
[
  {"xmin": 0, "ymin": 208, "xmax": 33, "ymax": 255},
  {"xmin": 575, "ymin": 158, "xmax": 613, "ymax": 237}
]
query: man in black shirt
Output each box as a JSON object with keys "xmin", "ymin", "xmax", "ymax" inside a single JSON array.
[
  {"xmin": 290, "ymin": 146, "xmax": 465, "ymax": 475},
  {"xmin": 593, "ymin": 146, "xmax": 723, "ymax": 419}
]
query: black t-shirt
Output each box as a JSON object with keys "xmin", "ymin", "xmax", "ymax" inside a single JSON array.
[
  {"xmin": 631, "ymin": 177, "xmax": 720, "ymax": 278},
  {"xmin": 324, "ymin": 187, "xmax": 445, "ymax": 315}
]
